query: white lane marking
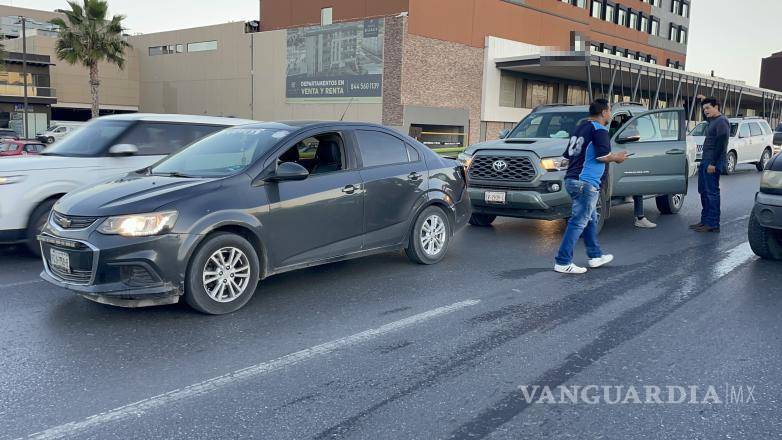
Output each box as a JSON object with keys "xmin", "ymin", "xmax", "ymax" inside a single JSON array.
[
  {"xmin": 23, "ymin": 299, "xmax": 481, "ymax": 440},
  {"xmin": 0, "ymin": 279, "xmax": 44, "ymax": 289},
  {"xmin": 713, "ymin": 242, "xmax": 755, "ymax": 279}
]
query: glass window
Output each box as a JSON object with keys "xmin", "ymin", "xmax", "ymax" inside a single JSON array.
[
  {"xmin": 566, "ymin": 85, "xmax": 589, "ymax": 105},
  {"xmin": 525, "ymin": 81, "xmax": 556, "ymax": 108},
  {"xmin": 591, "ymin": 1, "xmax": 601, "ymax": 18},
  {"xmin": 355, "ymin": 130, "xmax": 409, "ymax": 167},
  {"xmin": 749, "ymin": 122, "xmax": 763, "ymax": 137},
  {"xmin": 730, "ymin": 123, "xmax": 739, "ymax": 137},
  {"xmin": 761, "ymin": 121, "xmax": 773, "ymax": 135},
  {"xmin": 682, "ymin": 2, "xmax": 689, "ymax": 17},
  {"xmin": 739, "ymin": 123, "xmax": 751, "ymax": 138},
  {"xmin": 42, "ymin": 120, "xmax": 132, "ymax": 157},
  {"xmin": 151, "ymin": 126, "xmax": 291, "ymax": 178},
  {"xmin": 690, "ymin": 122, "xmax": 707, "ymax": 136},
  {"xmin": 621, "ymin": 111, "xmax": 679, "ymax": 142},
  {"xmin": 617, "ymin": 8, "xmax": 626, "ymax": 26},
  {"xmin": 406, "ymin": 144, "xmax": 420, "ymax": 162},
  {"xmin": 176, "ymin": 44, "xmax": 184, "ymax": 53},
  {"xmin": 640, "ymin": 15, "xmax": 648, "ymax": 33},
  {"xmin": 0, "ymin": 143, "xmax": 15, "ymax": 152},
  {"xmin": 629, "ymin": 12, "xmax": 638, "ymax": 29},
  {"xmin": 508, "ymin": 112, "xmax": 590, "ymax": 139},
  {"xmin": 651, "ymin": 19, "xmax": 659, "ymax": 36},
  {"xmin": 605, "ymin": 4, "xmax": 615, "ymax": 22},
  {"xmin": 187, "ymin": 40, "xmax": 218, "ymax": 53},
  {"xmin": 148, "ymin": 46, "xmax": 164, "ymax": 56},
  {"xmin": 679, "ymin": 28, "xmax": 687, "ymax": 44},
  {"xmin": 321, "ymin": 7, "xmax": 333, "ymax": 26},
  {"xmin": 670, "ymin": 25, "xmax": 678, "ymax": 41},
  {"xmin": 116, "ymin": 123, "xmax": 225, "ymax": 156}
]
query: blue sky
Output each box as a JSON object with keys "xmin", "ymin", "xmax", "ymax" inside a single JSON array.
[{"xmin": 5, "ymin": 0, "xmax": 780, "ymax": 87}]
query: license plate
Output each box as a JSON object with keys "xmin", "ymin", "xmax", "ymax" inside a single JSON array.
[
  {"xmin": 50, "ymin": 249, "xmax": 70, "ymax": 273},
  {"xmin": 485, "ymin": 191, "xmax": 506, "ymax": 204}
]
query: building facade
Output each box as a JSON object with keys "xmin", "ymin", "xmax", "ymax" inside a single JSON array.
[{"xmin": 760, "ymin": 51, "xmax": 782, "ymax": 94}]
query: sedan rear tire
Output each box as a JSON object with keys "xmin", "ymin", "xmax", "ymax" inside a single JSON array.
[
  {"xmin": 405, "ymin": 206, "xmax": 451, "ymax": 265},
  {"xmin": 656, "ymin": 194, "xmax": 684, "ymax": 215},
  {"xmin": 184, "ymin": 232, "xmax": 260, "ymax": 314},
  {"xmin": 748, "ymin": 210, "xmax": 782, "ymax": 260}
]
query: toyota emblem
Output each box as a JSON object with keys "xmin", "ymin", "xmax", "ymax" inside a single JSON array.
[{"xmin": 492, "ymin": 160, "xmax": 508, "ymax": 172}]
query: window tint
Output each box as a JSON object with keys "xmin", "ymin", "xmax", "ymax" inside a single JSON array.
[
  {"xmin": 116, "ymin": 123, "xmax": 224, "ymax": 156},
  {"xmin": 406, "ymin": 144, "xmax": 420, "ymax": 162},
  {"xmin": 0, "ymin": 143, "xmax": 14, "ymax": 152},
  {"xmin": 761, "ymin": 121, "xmax": 772, "ymax": 135},
  {"xmin": 622, "ymin": 111, "xmax": 679, "ymax": 142},
  {"xmin": 25, "ymin": 144, "xmax": 44, "ymax": 152},
  {"xmin": 42, "ymin": 120, "xmax": 131, "ymax": 157},
  {"xmin": 739, "ymin": 124, "xmax": 751, "ymax": 138},
  {"xmin": 355, "ymin": 130, "xmax": 408, "ymax": 167},
  {"xmin": 509, "ymin": 112, "xmax": 590, "ymax": 139},
  {"xmin": 690, "ymin": 122, "xmax": 707, "ymax": 136},
  {"xmin": 278, "ymin": 133, "xmax": 345, "ymax": 174},
  {"xmin": 749, "ymin": 122, "xmax": 763, "ymax": 137},
  {"xmin": 730, "ymin": 123, "xmax": 739, "ymax": 137}
]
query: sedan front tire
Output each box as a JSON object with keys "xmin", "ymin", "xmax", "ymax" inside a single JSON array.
[{"xmin": 405, "ymin": 206, "xmax": 451, "ymax": 265}]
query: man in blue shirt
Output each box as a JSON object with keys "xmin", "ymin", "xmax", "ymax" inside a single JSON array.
[
  {"xmin": 554, "ymin": 99, "xmax": 629, "ymax": 274},
  {"xmin": 690, "ymin": 97, "xmax": 729, "ymax": 233}
]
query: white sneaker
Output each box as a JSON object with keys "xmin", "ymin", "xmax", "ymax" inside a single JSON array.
[
  {"xmin": 634, "ymin": 217, "xmax": 657, "ymax": 228},
  {"xmin": 554, "ymin": 263, "xmax": 588, "ymax": 274},
  {"xmin": 588, "ymin": 254, "xmax": 614, "ymax": 268}
]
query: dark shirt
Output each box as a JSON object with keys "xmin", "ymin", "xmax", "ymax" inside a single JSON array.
[
  {"xmin": 563, "ymin": 120, "xmax": 611, "ymax": 189},
  {"xmin": 701, "ymin": 115, "xmax": 730, "ymax": 168}
]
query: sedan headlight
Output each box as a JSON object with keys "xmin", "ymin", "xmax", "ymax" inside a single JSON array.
[
  {"xmin": 0, "ymin": 175, "xmax": 26, "ymax": 185},
  {"xmin": 98, "ymin": 211, "xmax": 178, "ymax": 237},
  {"xmin": 540, "ymin": 157, "xmax": 569, "ymax": 172},
  {"xmin": 457, "ymin": 152, "xmax": 474, "ymax": 168},
  {"xmin": 760, "ymin": 170, "xmax": 782, "ymax": 191}
]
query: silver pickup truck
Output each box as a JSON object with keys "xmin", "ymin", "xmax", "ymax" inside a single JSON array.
[{"xmin": 459, "ymin": 102, "xmax": 697, "ymax": 231}]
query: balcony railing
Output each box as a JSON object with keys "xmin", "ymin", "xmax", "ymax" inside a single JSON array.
[{"xmin": 0, "ymin": 84, "xmax": 56, "ymax": 98}]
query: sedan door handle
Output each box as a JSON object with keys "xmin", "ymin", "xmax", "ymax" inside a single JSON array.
[
  {"xmin": 342, "ymin": 184, "xmax": 357, "ymax": 194},
  {"xmin": 408, "ymin": 172, "xmax": 422, "ymax": 181},
  {"xmin": 666, "ymin": 149, "xmax": 685, "ymax": 155}
]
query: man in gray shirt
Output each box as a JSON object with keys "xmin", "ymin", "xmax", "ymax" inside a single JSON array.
[{"xmin": 691, "ymin": 97, "xmax": 730, "ymax": 233}]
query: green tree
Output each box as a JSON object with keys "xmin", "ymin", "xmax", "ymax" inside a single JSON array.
[{"xmin": 50, "ymin": 0, "xmax": 131, "ymax": 118}]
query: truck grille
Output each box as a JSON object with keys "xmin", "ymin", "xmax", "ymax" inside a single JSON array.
[
  {"xmin": 469, "ymin": 156, "xmax": 537, "ymax": 182},
  {"xmin": 51, "ymin": 211, "xmax": 99, "ymax": 230}
]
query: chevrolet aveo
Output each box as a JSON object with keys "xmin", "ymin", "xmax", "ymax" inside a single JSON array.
[{"xmin": 39, "ymin": 122, "xmax": 470, "ymax": 314}]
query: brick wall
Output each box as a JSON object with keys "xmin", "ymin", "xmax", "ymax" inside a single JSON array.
[{"xmin": 401, "ymin": 33, "xmax": 484, "ymax": 145}]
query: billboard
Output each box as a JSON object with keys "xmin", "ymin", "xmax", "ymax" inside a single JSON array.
[{"xmin": 286, "ymin": 19, "xmax": 384, "ymax": 101}]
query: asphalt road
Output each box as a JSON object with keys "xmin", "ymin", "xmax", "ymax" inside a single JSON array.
[{"xmin": 2, "ymin": 165, "xmax": 781, "ymax": 440}]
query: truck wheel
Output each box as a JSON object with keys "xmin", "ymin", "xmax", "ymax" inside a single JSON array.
[
  {"xmin": 656, "ymin": 194, "xmax": 684, "ymax": 215},
  {"xmin": 468, "ymin": 213, "xmax": 496, "ymax": 227},
  {"xmin": 26, "ymin": 199, "xmax": 56, "ymax": 257},
  {"xmin": 595, "ymin": 191, "xmax": 606, "ymax": 234},
  {"xmin": 748, "ymin": 209, "xmax": 782, "ymax": 260},
  {"xmin": 756, "ymin": 148, "xmax": 772, "ymax": 171},
  {"xmin": 47, "ymin": 136, "xmax": 55, "ymax": 144},
  {"xmin": 184, "ymin": 232, "xmax": 261, "ymax": 314},
  {"xmin": 723, "ymin": 151, "xmax": 737, "ymax": 175},
  {"xmin": 405, "ymin": 206, "xmax": 451, "ymax": 265}
]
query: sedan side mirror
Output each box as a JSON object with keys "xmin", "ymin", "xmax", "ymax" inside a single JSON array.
[
  {"xmin": 108, "ymin": 144, "xmax": 139, "ymax": 156},
  {"xmin": 265, "ymin": 161, "xmax": 309, "ymax": 182},
  {"xmin": 617, "ymin": 133, "xmax": 641, "ymax": 144},
  {"xmin": 499, "ymin": 129, "xmax": 510, "ymax": 139}
]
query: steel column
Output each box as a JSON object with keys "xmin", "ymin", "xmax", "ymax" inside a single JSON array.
[{"xmin": 688, "ymin": 79, "xmax": 701, "ymax": 123}]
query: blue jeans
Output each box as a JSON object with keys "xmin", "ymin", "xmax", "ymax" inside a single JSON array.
[
  {"xmin": 698, "ymin": 163, "xmax": 721, "ymax": 228},
  {"xmin": 555, "ymin": 179, "xmax": 603, "ymax": 265},
  {"xmin": 633, "ymin": 195, "xmax": 644, "ymax": 218}
]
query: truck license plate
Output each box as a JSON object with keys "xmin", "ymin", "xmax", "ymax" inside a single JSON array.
[
  {"xmin": 485, "ymin": 191, "xmax": 506, "ymax": 204},
  {"xmin": 50, "ymin": 249, "xmax": 70, "ymax": 273}
]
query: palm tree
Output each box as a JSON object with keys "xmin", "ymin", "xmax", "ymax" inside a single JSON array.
[{"xmin": 50, "ymin": 0, "xmax": 131, "ymax": 118}]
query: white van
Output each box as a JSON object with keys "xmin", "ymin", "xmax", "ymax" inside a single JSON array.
[
  {"xmin": 689, "ymin": 117, "xmax": 775, "ymax": 174},
  {"xmin": 36, "ymin": 122, "xmax": 84, "ymax": 144}
]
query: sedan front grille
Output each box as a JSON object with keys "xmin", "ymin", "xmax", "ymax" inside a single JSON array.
[
  {"xmin": 469, "ymin": 156, "xmax": 537, "ymax": 182},
  {"xmin": 51, "ymin": 211, "xmax": 99, "ymax": 230}
]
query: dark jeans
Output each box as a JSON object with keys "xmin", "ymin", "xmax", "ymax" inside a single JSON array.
[
  {"xmin": 633, "ymin": 195, "xmax": 644, "ymax": 218},
  {"xmin": 698, "ymin": 163, "xmax": 721, "ymax": 228},
  {"xmin": 555, "ymin": 179, "xmax": 603, "ymax": 265}
]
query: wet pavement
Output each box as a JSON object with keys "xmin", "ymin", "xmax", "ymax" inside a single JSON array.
[{"xmin": 2, "ymin": 165, "xmax": 780, "ymax": 439}]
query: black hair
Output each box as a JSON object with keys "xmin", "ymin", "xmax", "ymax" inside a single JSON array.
[
  {"xmin": 589, "ymin": 98, "xmax": 610, "ymax": 116},
  {"xmin": 701, "ymin": 97, "xmax": 721, "ymax": 110}
]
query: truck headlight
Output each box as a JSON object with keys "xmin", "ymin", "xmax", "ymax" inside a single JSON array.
[
  {"xmin": 457, "ymin": 152, "xmax": 474, "ymax": 168},
  {"xmin": 0, "ymin": 175, "xmax": 26, "ymax": 185},
  {"xmin": 98, "ymin": 211, "xmax": 178, "ymax": 237},
  {"xmin": 760, "ymin": 170, "xmax": 782, "ymax": 190},
  {"xmin": 540, "ymin": 157, "xmax": 569, "ymax": 171}
]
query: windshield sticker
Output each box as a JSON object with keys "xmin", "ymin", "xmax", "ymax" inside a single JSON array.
[{"xmin": 272, "ymin": 130, "xmax": 290, "ymax": 139}]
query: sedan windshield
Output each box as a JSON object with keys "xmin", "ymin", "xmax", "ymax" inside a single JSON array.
[
  {"xmin": 42, "ymin": 120, "xmax": 132, "ymax": 157},
  {"xmin": 150, "ymin": 126, "xmax": 291, "ymax": 178},
  {"xmin": 508, "ymin": 112, "xmax": 590, "ymax": 139}
]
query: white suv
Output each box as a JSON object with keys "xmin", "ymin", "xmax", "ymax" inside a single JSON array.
[
  {"xmin": 689, "ymin": 117, "xmax": 775, "ymax": 174},
  {"xmin": 0, "ymin": 114, "xmax": 255, "ymax": 254}
]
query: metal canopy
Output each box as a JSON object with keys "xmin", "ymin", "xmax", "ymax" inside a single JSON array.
[{"xmin": 496, "ymin": 52, "xmax": 782, "ymax": 127}]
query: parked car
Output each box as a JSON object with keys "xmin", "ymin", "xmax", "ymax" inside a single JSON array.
[
  {"xmin": 748, "ymin": 152, "xmax": 782, "ymax": 260},
  {"xmin": 773, "ymin": 123, "xmax": 782, "ymax": 154},
  {"xmin": 37, "ymin": 121, "xmax": 84, "ymax": 144},
  {"xmin": 0, "ymin": 114, "xmax": 255, "ymax": 255},
  {"xmin": 0, "ymin": 140, "xmax": 46, "ymax": 157},
  {"xmin": 38, "ymin": 122, "xmax": 470, "ymax": 314},
  {"xmin": 458, "ymin": 102, "xmax": 694, "ymax": 231},
  {"xmin": 0, "ymin": 128, "xmax": 20, "ymax": 140},
  {"xmin": 689, "ymin": 117, "xmax": 774, "ymax": 174}
]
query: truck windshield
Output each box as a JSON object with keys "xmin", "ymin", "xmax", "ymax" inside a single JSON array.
[
  {"xmin": 508, "ymin": 112, "xmax": 590, "ymax": 139},
  {"xmin": 41, "ymin": 120, "xmax": 131, "ymax": 157}
]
